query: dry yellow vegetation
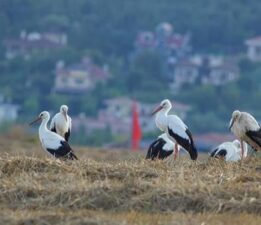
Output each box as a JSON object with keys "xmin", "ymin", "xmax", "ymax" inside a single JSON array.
[{"xmin": 0, "ymin": 127, "xmax": 260, "ymax": 225}]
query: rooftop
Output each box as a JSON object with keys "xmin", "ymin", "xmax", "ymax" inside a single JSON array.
[
  {"xmin": 56, "ymin": 57, "xmax": 109, "ymax": 80},
  {"xmin": 245, "ymin": 36, "xmax": 261, "ymax": 46}
]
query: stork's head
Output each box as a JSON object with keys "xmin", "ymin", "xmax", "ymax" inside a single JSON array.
[
  {"xmin": 60, "ymin": 105, "xmax": 68, "ymax": 113},
  {"xmin": 232, "ymin": 110, "xmax": 241, "ymax": 119},
  {"xmin": 151, "ymin": 99, "xmax": 172, "ymax": 115},
  {"xmin": 29, "ymin": 111, "xmax": 50, "ymax": 125},
  {"xmin": 39, "ymin": 111, "xmax": 50, "ymax": 120},
  {"xmin": 229, "ymin": 110, "xmax": 241, "ymax": 130},
  {"xmin": 60, "ymin": 105, "xmax": 68, "ymax": 121},
  {"xmin": 232, "ymin": 139, "xmax": 241, "ymax": 148}
]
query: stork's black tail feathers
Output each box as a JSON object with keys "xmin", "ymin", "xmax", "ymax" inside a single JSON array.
[
  {"xmin": 189, "ymin": 143, "xmax": 198, "ymax": 160},
  {"xmin": 209, "ymin": 148, "xmax": 227, "ymax": 158},
  {"xmin": 209, "ymin": 148, "xmax": 219, "ymax": 158},
  {"xmin": 168, "ymin": 127, "xmax": 198, "ymax": 161},
  {"xmin": 185, "ymin": 129, "xmax": 198, "ymax": 160},
  {"xmin": 146, "ymin": 139, "xmax": 159, "ymax": 160}
]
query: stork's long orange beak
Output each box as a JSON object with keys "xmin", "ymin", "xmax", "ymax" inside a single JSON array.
[
  {"xmin": 151, "ymin": 105, "xmax": 163, "ymax": 116},
  {"xmin": 29, "ymin": 117, "xmax": 41, "ymax": 125}
]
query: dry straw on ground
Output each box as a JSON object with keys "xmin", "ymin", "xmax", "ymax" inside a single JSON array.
[{"xmin": 0, "ymin": 131, "xmax": 260, "ymax": 224}]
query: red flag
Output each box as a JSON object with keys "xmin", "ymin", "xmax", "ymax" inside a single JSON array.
[{"xmin": 131, "ymin": 101, "xmax": 142, "ymax": 151}]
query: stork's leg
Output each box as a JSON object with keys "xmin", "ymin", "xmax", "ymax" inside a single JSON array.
[
  {"xmin": 241, "ymin": 140, "xmax": 245, "ymax": 160},
  {"xmin": 173, "ymin": 143, "xmax": 179, "ymax": 160}
]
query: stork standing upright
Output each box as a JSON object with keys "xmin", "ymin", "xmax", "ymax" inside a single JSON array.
[
  {"xmin": 151, "ymin": 99, "xmax": 198, "ymax": 160},
  {"xmin": 209, "ymin": 139, "xmax": 248, "ymax": 162},
  {"xmin": 50, "ymin": 105, "xmax": 72, "ymax": 142},
  {"xmin": 146, "ymin": 133, "xmax": 179, "ymax": 160},
  {"xmin": 30, "ymin": 111, "xmax": 78, "ymax": 160},
  {"xmin": 229, "ymin": 110, "xmax": 260, "ymax": 157}
]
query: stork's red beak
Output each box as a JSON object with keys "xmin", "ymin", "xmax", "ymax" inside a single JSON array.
[
  {"xmin": 29, "ymin": 117, "xmax": 41, "ymax": 125},
  {"xmin": 151, "ymin": 105, "xmax": 163, "ymax": 116}
]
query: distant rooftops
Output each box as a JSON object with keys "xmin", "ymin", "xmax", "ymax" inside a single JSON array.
[
  {"xmin": 54, "ymin": 56, "xmax": 110, "ymax": 94},
  {"xmin": 3, "ymin": 30, "xmax": 67, "ymax": 59},
  {"xmin": 245, "ymin": 36, "xmax": 261, "ymax": 46},
  {"xmin": 135, "ymin": 22, "xmax": 190, "ymax": 52}
]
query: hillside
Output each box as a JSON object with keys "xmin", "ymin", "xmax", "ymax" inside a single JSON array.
[
  {"xmin": 2, "ymin": 0, "xmax": 261, "ymax": 55},
  {"xmin": 1, "ymin": 0, "xmax": 261, "ymax": 145}
]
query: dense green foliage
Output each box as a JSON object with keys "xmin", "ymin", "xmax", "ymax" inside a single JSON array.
[
  {"xmin": 1, "ymin": 0, "xmax": 261, "ymax": 55},
  {"xmin": 1, "ymin": 0, "xmax": 261, "ymax": 144}
]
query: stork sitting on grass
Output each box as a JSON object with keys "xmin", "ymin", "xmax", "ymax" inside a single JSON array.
[
  {"xmin": 146, "ymin": 133, "xmax": 180, "ymax": 160},
  {"xmin": 50, "ymin": 105, "xmax": 72, "ymax": 142},
  {"xmin": 229, "ymin": 110, "xmax": 260, "ymax": 157},
  {"xmin": 151, "ymin": 99, "xmax": 198, "ymax": 160},
  {"xmin": 30, "ymin": 111, "xmax": 78, "ymax": 160},
  {"xmin": 209, "ymin": 140, "xmax": 248, "ymax": 162}
]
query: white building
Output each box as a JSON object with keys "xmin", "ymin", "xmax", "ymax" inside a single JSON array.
[
  {"xmin": 0, "ymin": 103, "xmax": 19, "ymax": 123},
  {"xmin": 0, "ymin": 94, "xmax": 19, "ymax": 123},
  {"xmin": 245, "ymin": 36, "xmax": 261, "ymax": 62},
  {"xmin": 170, "ymin": 55, "xmax": 239, "ymax": 91}
]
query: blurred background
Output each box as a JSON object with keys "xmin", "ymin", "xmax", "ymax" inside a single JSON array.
[{"xmin": 1, "ymin": 0, "xmax": 261, "ymax": 151}]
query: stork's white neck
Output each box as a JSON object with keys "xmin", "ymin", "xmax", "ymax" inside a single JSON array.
[
  {"xmin": 39, "ymin": 117, "xmax": 50, "ymax": 138},
  {"xmin": 155, "ymin": 108, "xmax": 170, "ymax": 132}
]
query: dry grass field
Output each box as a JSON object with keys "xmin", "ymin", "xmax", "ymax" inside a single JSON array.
[{"xmin": 0, "ymin": 126, "xmax": 260, "ymax": 225}]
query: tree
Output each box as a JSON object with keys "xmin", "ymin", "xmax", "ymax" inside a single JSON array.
[{"xmin": 128, "ymin": 51, "xmax": 165, "ymax": 92}]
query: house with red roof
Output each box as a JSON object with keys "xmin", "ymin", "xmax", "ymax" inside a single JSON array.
[
  {"xmin": 54, "ymin": 57, "xmax": 110, "ymax": 94},
  {"xmin": 3, "ymin": 30, "xmax": 67, "ymax": 59},
  {"xmin": 135, "ymin": 22, "xmax": 190, "ymax": 57},
  {"xmin": 133, "ymin": 22, "xmax": 191, "ymax": 80}
]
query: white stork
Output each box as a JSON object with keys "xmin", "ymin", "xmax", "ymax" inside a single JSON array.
[
  {"xmin": 50, "ymin": 105, "xmax": 72, "ymax": 142},
  {"xmin": 209, "ymin": 140, "xmax": 248, "ymax": 162},
  {"xmin": 30, "ymin": 111, "xmax": 78, "ymax": 160},
  {"xmin": 151, "ymin": 99, "xmax": 198, "ymax": 160},
  {"xmin": 229, "ymin": 110, "xmax": 260, "ymax": 157},
  {"xmin": 146, "ymin": 133, "xmax": 180, "ymax": 160}
]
